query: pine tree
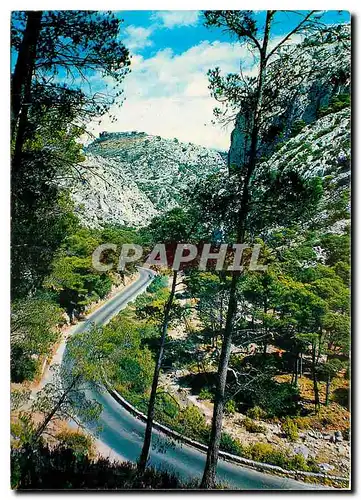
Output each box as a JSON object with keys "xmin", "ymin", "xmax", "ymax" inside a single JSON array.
[{"xmin": 199, "ymin": 10, "xmax": 339, "ymax": 488}]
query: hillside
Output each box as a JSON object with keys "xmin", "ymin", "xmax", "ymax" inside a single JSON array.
[
  {"xmin": 68, "ymin": 132, "xmax": 227, "ymax": 228},
  {"xmin": 229, "ymin": 24, "xmax": 350, "ymax": 170},
  {"xmin": 259, "ymin": 106, "xmax": 350, "ymax": 234}
]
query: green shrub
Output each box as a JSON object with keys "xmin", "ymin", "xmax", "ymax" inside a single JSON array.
[
  {"xmin": 242, "ymin": 417, "xmax": 266, "ymax": 434},
  {"xmin": 11, "ymin": 413, "xmax": 36, "ymax": 447},
  {"xmin": 246, "ymin": 406, "xmax": 266, "ymax": 420},
  {"xmin": 11, "ymin": 442, "xmax": 197, "ymax": 490},
  {"xmin": 155, "ymin": 392, "xmax": 179, "ymax": 419},
  {"xmin": 317, "ymin": 93, "xmax": 350, "ymax": 117},
  {"xmin": 219, "ymin": 433, "xmax": 243, "ymax": 455},
  {"xmin": 176, "ymin": 405, "xmax": 209, "ymax": 441},
  {"xmin": 116, "ymin": 347, "xmax": 154, "ymax": 394},
  {"xmin": 11, "ymin": 346, "xmax": 38, "ymax": 383},
  {"xmin": 291, "ymin": 119, "xmax": 306, "ymax": 137},
  {"xmin": 224, "ymin": 399, "xmax": 236, "ymax": 415},
  {"xmin": 56, "ymin": 431, "xmax": 94, "ymax": 458},
  {"xmin": 314, "ymin": 127, "xmax": 333, "ymax": 139},
  {"xmin": 242, "ymin": 443, "xmax": 312, "ymax": 471},
  {"xmin": 198, "ymin": 388, "xmax": 213, "ymax": 401},
  {"xmin": 290, "ymin": 454, "xmax": 308, "ymax": 471},
  {"xmin": 234, "ymin": 379, "xmax": 300, "ymax": 418},
  {"xmin": 281, "ymin": 417, "xmax": 299, "ymax": 442},
  {"xmin": 11, "ymin": 297, "xmax": 63, "ymax": 382},
  {"xmin": 244, "ymin": 442, "xmax": 275, "ymax": 462},
  {"xmin": 293, "ymin": 416, "xmax": 311, "ymax": 430},
  {"xmin": 264, "ymin": 382, "xmax": 300, "ymax": 417},
  {"xmin": 147, "ymin": 275, "xmax": 168, "ymax": 294}
]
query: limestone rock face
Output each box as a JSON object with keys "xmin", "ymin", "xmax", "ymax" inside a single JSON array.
[
  {"xmin": 69, "ymin": 154, "xmax": 157, "ymax": 228},
  {"xmin": 257, "ymin": 107, "xmax": 350, "ymax": 233},
  {"xmin": 67, "ymin": 132, "xmax": 226, "ymax": 228},
  {"xmin": 229, "ymin": 26, "xmax": 350, "ymax": 170}
]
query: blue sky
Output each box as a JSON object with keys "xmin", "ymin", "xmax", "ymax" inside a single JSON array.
[
  {"xmin": 85, "ymin": 10, "xmax": 350, "ymax": 150},
  {"xmin": 119, "ymin": 10, "xmax": 349, "ymax": 59}
]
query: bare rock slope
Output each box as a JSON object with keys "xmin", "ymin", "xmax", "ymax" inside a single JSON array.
[{"xmin": 69, "ymin": 132, "xmax": 226, "ymax": 228}]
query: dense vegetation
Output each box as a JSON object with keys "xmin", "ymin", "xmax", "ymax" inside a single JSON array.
[{"xmin": 12, "ymin": 441, "xmax": 195, "ymax": 490}]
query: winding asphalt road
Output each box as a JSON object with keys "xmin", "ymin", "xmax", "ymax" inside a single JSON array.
[{"xmin": 60, "ymin": 267, "xmax": 325, "ymax": 490}]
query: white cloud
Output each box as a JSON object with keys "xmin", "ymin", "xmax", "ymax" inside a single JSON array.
[
  {"xmin": 87, "ymin": 40, "xmax": 254, "ymax": 150},
  {"xmin": 123, "ymin": 25, "xmax": 154, "ymax": 50},
  {"xmin": 151, "ymin": 10, "xmax": 200, "ymax": 28}
]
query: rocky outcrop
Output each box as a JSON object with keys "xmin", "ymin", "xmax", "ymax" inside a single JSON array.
[
  {"xmin": 257, "ymin": 107, "xmax": 350, "ymax": 232},
  {"xmin": 67, "ymin": 132, "xmax": 226, "ymax": 228},
  {"xmin": 229, "ymin": 25, "xmax": 351, "ymax": 169},
  {"xmin": 70, "ymin": 154, "xmax": 157, "ymax": 228}
]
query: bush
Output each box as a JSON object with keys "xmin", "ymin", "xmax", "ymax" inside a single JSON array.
[
  {"xmin": 332, "ymin": 387, "xmax": 349, "ymax": 409},
  {"xmin": 147, "ymin": 275, "xmax": 168, "ymax": 294},
  {"xmin": 175, "ymin": 405, "xmax": 209, "ymax": 441},
  {"xmin": 117, "ymin": 348, "xmax": 154, "ymax": 394},
  {"xmin": 244, "ymin": 442, "xmax": 274, "ymax": 462},
  {"xmin": 198, "ymin": 388, "xmax": 213, "ymax": 401},
  {"xmin": 11, "ymin": 347, "xmax": 38, "ymax": 383},
  {"xmin": 242, "ymin": 443, "xmax": 312, "ymax": 471},
  {"xmin": 290, "ymin": 119, "xmax": 306, "ymax": 137},
  {"xmin": 263, "ymin": 382, "xmax": 300, "ymax": 417},
  {"xmin": 224, "ymin": 399, "xmax": 236, "ymax": 415},
  {"xmin": 56, "ymin": 431, "xmax": 94, "ymax": 458},
  {"xmin": 219, "ymin": 433, "xmax": 243, "ymax": 455},
  {"xmin": 317, "ymin": 93, "xmax": 350, "ymax": 117},
  {"xmin": 155, "ymin": 392, "xmax": 179, "ymax": 419},
  {"xmin": 293, "ymin": 416, "xmax": 311, "ymax": 430},
  {"xmin": 246, "ymin": 406, "xmax": 266, "ymax": 420},
  {"xmin": 281, "ymin": 417, "xmax": 299, "ymax": 442},
  {"xmin": 11, "ymin": 443, "xmax": 195, "ymax": 490},
  {"xmin": 11, "ymin": 297, "xmax": 62, "ymax": 382},
  {"xmin": 234, "ymin": 379, "xmax": 300, "ymax": 418},
  {"xmin": 242, "ymin": 417, "xmax": 266, "ymax": 434}
]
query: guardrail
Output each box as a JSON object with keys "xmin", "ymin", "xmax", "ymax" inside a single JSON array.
[{"xmin": 105, "ymin": 382, "xmax": 349, "ymax": 485}]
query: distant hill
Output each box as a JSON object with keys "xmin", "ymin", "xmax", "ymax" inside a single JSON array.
[{"xmin": 67, "ymin": 132, "xmax": 226, "ymax": 228}]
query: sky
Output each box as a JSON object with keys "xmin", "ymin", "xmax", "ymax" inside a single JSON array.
[{"xmin": 86, "ymin": 10, "xmax": 350, "ymax": 151}]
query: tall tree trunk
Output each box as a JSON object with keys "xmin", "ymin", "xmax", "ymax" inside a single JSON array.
[
  {"xmin": 325, "ymin": 373, "xmax": 331, "ymax": 406},
  {"xmin": 294, "ymin": 355, "xmax": 299, "ymax": 387},
  {"xmin": 11, "ymin": 11, "xmax": 42, "ymax": 169},
  {"xmin": 219, "ymin": 295, "xmax": 224, "ymax": 330},
  {"xmin": 33, "ymin": 376, "xmax": 79, "ymax": 443},
  {"xmin": 311, "ymin": 341, "xmax": 320, "ymax": 411},
  {"xmin": 200, "ymin": 273, "xmax": 238, "ymax": 488},
  {"xmin": 138, "ymin": 271, "xmax": 178, "ymax": 473},
  {"xmin": 200, "ymin": 13, "xmax": 273, "ymax": 489},
  {"xmin": 263, "ymin": 298, "xmax": 268, "ymax": 355}
]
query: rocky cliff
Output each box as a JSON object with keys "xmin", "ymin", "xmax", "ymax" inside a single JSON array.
[
  {"xmin": 69, "ymin": 132, "xmax": 226, "ymax": 228},
  {"xmin": 229, "ymin": 25, "xmax": 351, "ymax": 170},
  {"xmin": 254, "ymin": 105, "xmax": 350, "ymax": 237}
]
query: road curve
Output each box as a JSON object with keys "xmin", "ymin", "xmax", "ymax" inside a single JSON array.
[{"xmin": 63, "ymin": 268, "xmax": 325, "ymax": 490}]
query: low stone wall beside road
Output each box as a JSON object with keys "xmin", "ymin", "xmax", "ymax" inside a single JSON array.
[{"xmin": 106, "ymin": 384, "xmax": 349, "ymax": 486}]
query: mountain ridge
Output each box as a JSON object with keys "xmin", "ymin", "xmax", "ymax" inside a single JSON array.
[{"xmin": 68, "ymin": 132, "xmax": 227, "ymax": 228}]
